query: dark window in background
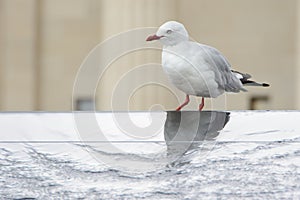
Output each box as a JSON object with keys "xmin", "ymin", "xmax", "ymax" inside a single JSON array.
[
  {"xmin": 249, "ymin": 96, "xmax": 270, "ymax": 110},
  {"xmin": 76, "ymin": 98, "xmax": 94, "ymax": 111}
]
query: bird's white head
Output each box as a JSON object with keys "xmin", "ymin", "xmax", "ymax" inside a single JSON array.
[{"xmin": 146, "ymin": 21, "xmax": 189, "ymax": 46}]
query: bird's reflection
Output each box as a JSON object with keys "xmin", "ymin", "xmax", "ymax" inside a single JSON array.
[{"xmin": 164, "ymin": 111, "xmax": 230, "ymax": 165}]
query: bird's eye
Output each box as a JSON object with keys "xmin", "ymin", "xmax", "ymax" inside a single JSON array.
[{"xmin": 166, "ymin": 30, "xmax": 172, "ymax": 34}]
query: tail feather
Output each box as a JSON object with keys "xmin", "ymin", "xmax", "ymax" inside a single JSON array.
[
  {"xmin": 242, "ymin": 80, "xmax": 270, "ymax": 87},
  {"xmin": 231, "ymin": 70, "xmax": 270, "ymax": 88}
]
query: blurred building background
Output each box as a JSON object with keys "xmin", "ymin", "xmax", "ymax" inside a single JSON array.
[{"xmin": 0, "ymin": 0, "xmax": 299, "ymax": 111}]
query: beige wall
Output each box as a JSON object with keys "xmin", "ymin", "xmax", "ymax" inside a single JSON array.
[
  {"xmin": 96, "ymin": 0, "xmax": 178, "ymax": 110},
  {"xmin": 37, "ymin": 0, "xmax": 101, "ymax": 110},
  {"xmin": 297, "ymin": 0, "xmax": 300, "ymax": 109},
  {"xmin": 0, "ymin": 0, "xmax": 298, "ymax": 111},
  {"xmin": 0, "ymin": 0, "xmax": 37, "ymax": 110}
]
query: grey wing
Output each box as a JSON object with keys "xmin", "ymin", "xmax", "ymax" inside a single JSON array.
[{"xmin": 197, "ymin": 44, "xmax": 246, "ymax": 92}]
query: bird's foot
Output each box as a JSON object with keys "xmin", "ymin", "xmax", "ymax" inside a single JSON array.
[
  {"xmin": 199, "ymin": 97, "xmax": 205, "ymax": 111},
  {"xmin": 176, "ymin": 95, "xmax": 190, "ymax": 111}
]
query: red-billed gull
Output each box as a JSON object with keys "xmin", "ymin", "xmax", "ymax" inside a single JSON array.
[{"xmin": 146, "ymin": 21, "xmax": 269, "ymax": 111}]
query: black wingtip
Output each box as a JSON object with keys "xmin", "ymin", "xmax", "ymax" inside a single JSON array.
[{"xmin": 262, "ymin": 83, "xmax": 270, "ymax": 87}]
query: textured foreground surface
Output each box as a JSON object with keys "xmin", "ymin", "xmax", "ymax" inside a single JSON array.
[{"xmin": 0, "ymin": 111, "xmax": 299, "ymax": 199}]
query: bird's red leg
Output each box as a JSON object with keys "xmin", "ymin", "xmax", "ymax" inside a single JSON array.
[
  {"xmin": 176, "ymin": 95, "xmax": 190, "ymax": 111},
  {"xmin": 199, "ymin": 97, "xmax": 205, "ymax": 111}
]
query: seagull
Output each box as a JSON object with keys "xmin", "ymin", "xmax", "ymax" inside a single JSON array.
[{"xmin": 146, "ymin": 21, "xmax": 269, "ymax": 111}]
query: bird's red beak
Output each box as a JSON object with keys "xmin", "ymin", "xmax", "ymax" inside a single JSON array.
[{"xmin": 146, "ymin": 34, "xmax": 162, "ymax": 41}]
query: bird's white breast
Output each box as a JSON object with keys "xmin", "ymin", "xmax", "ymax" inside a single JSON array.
[{"xmin": 162, "ymin": 42, "xmax": 222, "ymax": 98}]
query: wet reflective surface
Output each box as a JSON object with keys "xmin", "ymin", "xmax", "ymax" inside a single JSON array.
[
  {"xmin": 164, "ymin": 111, "xmax": 229, "ymax": 166},
  {"xmin": 0, "ymin": 111, "xmax": 299, "ymax": 199}
]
